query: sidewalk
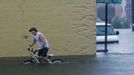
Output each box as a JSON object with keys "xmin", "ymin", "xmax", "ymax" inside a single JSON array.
[{"xmin": 0, "ymin": 53, "xmax": 134, "ymax": 75}]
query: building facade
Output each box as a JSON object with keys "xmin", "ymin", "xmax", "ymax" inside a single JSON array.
[{"xmin": 0, "ymin": 0, "xmax": 96, "ymax": 57}]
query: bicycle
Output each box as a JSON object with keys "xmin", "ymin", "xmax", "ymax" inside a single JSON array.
[{"xmin": 23, "ymin": 47, "xmax": 63, "ymax": 64}]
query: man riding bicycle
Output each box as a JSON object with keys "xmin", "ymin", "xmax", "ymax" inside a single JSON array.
[{"xmin": 29, "ymin": 27, "xmax": 51, "ymax": 63}]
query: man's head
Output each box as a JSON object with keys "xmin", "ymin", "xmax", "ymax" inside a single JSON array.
[{"xmin": 29, "ymin": 27, "xmax": 38, "ymax": 35}]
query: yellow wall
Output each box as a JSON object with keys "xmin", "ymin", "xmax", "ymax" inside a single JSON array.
[{"xmin": 0, "ymin": 0, "xmax": 96, "ymax": 57}]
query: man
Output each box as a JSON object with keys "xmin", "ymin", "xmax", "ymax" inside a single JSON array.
[{"xmin": 29, "ymin": 27, "xmax": 51, "ymax": 63}]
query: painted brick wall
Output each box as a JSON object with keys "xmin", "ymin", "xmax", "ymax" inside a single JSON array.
[{"xmin": 0, "ymin": 0, "xmax": 96, "ymax": 57}]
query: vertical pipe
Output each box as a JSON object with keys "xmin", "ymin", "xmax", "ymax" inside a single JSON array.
[
  {"xmin": 132, "ymin": 0, "xmax": 134, "ymax": 31},
  {"xmin": 105, "ymin": 1, "xmax": 108, "ymax": 52}
]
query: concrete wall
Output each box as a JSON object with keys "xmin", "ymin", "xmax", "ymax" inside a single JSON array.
[{"xmin": 0, "ymin": 0, "xmax": 96, "ymax": 57}]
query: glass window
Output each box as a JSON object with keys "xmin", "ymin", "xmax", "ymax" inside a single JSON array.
[{"xmin": 96, "ymin": 25, "xmax": 115, "ymax": 36}]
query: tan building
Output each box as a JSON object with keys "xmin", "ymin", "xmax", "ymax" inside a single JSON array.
[{"xmin": 0, "ymin": 0, "xmax": 96, "ymax": 57}]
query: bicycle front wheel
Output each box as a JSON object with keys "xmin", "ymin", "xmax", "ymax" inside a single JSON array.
[
  {"xmin": 51, "ymin": 59, "xmax": 63, "ymax": 63},
  {"xmin": 23, "ymin": 60, "xmax": 35, "ymax": 64}
]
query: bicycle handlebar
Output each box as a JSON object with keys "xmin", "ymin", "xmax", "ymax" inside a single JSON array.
[{"xmin": 27, "ymin": 47, "xmax": 39, "ymax": 54}]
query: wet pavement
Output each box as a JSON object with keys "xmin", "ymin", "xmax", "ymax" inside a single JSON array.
[
  {"xmin": 97, "ymin": 29, "xmax": 134, "ymax": 53},
  {"xmin": 0, "ymin": 53, "xmax": 134, "ymax": 75}
]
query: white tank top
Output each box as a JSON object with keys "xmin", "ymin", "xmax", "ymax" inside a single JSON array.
[{"xmin": 34, "ymin": 32, "xmax": 49, "ymax": 48}]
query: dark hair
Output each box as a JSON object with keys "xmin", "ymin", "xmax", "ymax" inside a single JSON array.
[{"xmin": 29, "ymin": 27, "xmax": 38, "ymax": 32}]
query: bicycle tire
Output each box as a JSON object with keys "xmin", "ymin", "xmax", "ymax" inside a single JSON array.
[
  {"xmin": 51, "ymin": 59, "xmax": 63, "ymax": 63},
  {"xmin": 23, "ymin": 60, "xmax": 35, "ymax": 64}
]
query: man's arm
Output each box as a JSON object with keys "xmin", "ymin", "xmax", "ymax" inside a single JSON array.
[
  {"xmin": 39, "ymin": 34, "xmax": 47, "ymax": 48},
  {"xmin": 29, "ymin": 39, "xmax": 36, "ymax": 47}
]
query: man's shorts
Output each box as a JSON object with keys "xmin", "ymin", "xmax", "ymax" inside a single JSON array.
[{"xmin": 38, "ymin": 47, "xmax": 49, "ymax": 57}]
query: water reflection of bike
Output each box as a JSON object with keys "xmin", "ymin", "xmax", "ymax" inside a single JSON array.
[{"xmin": 24, "ymin": 47, "xmax": 63, "ymax": 64}]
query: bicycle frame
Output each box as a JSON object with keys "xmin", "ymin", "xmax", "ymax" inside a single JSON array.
[
  {"xmin": 25, "ymin": 48, "xmax": 63, "ymax": 64},
  {"xmin": 27, "ymin": 48, "xmax": 40, "ymax": 64},
  {"xmin": 27, "ymin": 48, "xmax": 54, "ymax": 64}
]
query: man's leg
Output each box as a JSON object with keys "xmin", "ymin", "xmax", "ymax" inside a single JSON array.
[
  {"xmin": 42, "ymin": 56, "xmax": 52, "ymax": 63},
  {"xmin": 38, "ymin": 48, "xmax": 52, "ymax": 64}
]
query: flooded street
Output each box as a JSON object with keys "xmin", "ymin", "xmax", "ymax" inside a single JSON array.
[
  {"xmin": 97, "ymin": 29, "xmax": 134, "ymax": 53},
  {"xmin": 1, "ymin": 54, "xmax": 134, "ymax": 75}
]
